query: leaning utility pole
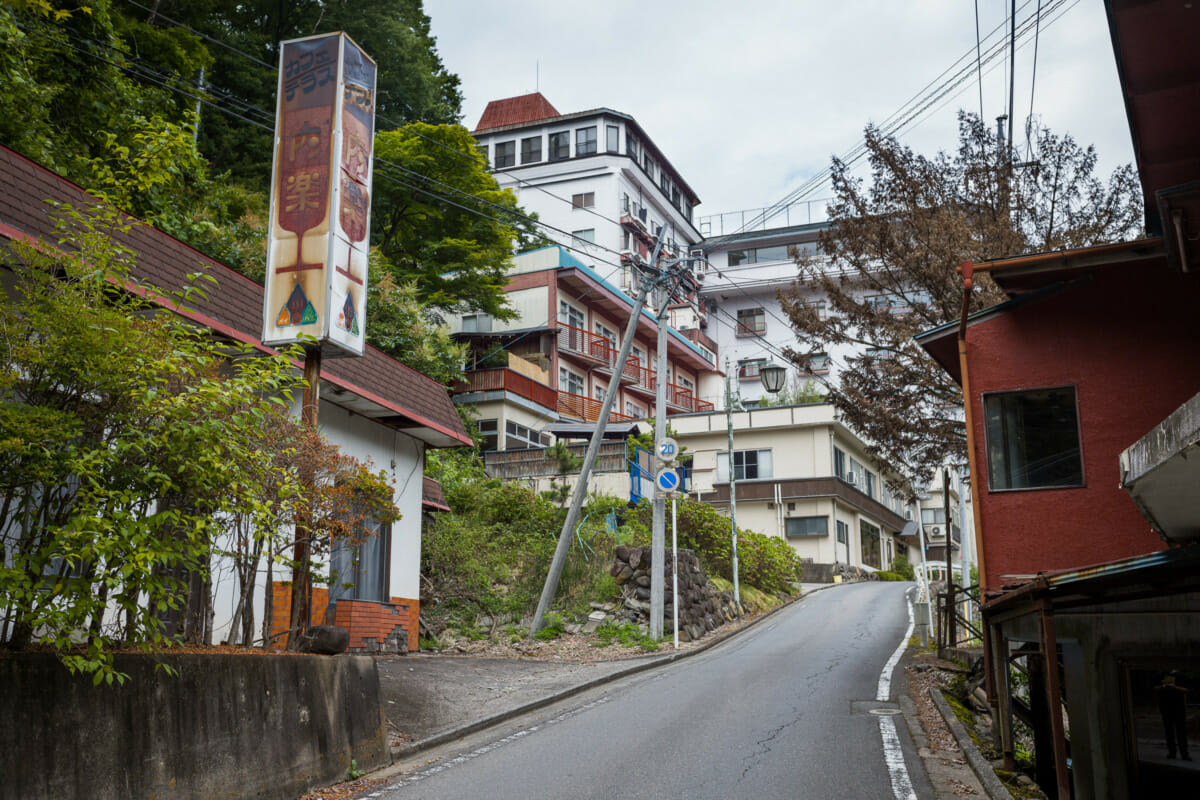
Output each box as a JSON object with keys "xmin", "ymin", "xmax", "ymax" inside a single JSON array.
[
  {"xmin": 530, "ymin": 229, "xmax": 668, "ymax": 634},
  {"xmin": 649, "ymin": 278, "xmax": 669, "ymax": 639}
]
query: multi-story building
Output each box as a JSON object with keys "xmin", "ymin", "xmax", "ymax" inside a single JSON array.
[
  {"xmin": 696, "ymin": 218, "xmax": 833, "ymax": 406},
  {"xmin": 449, "ymin": 245, "xmax": 720, "ymax": 454},
  {"xmin": 471, "ymin": 93, "xmax": 704, "ymax": 299},
  {"xmin": 670, "ymin": 403, "xmax": 912, "ymax": 576}
]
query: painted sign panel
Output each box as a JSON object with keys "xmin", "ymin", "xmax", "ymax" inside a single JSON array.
[{"xmin": 262, "ymin": 33, "xmax": 376, "ymax": 355}]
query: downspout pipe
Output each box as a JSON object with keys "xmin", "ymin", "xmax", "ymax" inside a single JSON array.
[{"xmin": 957, "ymin": 260, "xmax": 995, "ymax": 704}]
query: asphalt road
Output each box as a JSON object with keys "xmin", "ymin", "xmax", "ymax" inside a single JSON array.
[{"xmin": 369, "ymin": 581, "xmax": 926, "ymax": 800}]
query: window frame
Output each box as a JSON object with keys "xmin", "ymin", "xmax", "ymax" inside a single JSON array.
[
  {"xmin": 860, "ymin": 520, "xmax": 882, "ymax": 569},
  {"xmin": 548, "ymin": 131, "xmax": 570, "ymax": 161},
  {"xmin": 982, "ymin": 385, "xmax": 1086, "ymax": 492},
  {"xmin": 559, "ymin": 366, "xmax": 584, "ymax": 396},
  {"xmin": 785, "ymin": 516, "xmax": 829, "ymax": 538},
  {"xmin": 736, "ymin": 307, "xmax": 767, "ymax": 337},
  {"xmin": 520, "ymin": 136, "xmax": 542, "ymax": 164},
  {"xmin": 494, "ymin": 140, "xmax": 516, "ymax": 168},
  {"xmin": 571, "ymin": 192, "xmax": 595, "ymax": 209},
  {"xmin": 716, "ymin": 449, "xmax": 773, "ymax": 482},
  {"xmin": 606, "ymin": 124, "xmax": 620, "ymax": 153},
  {"xmin": 575, "ymin": 126, "xmax": 597, "ymax": 156}
]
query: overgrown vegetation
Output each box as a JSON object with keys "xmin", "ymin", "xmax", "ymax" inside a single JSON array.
[
  {"xmin": 422, "ymin": 450, "xmax": 802, "ymax": 643},
  {"xmin": 0, "ymin": 205, "xmax": 394, "ymax": 680}
]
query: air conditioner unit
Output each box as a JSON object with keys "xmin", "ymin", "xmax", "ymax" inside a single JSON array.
[
  {"xmin": 846, "ymin": 473, "xmax": 858, "ymax": 485},
  {"xmin": 690, "ymin": 248, "xmax": 704, "ymax": 259}
]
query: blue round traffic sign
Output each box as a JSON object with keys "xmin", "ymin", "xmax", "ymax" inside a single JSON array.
[{"xmin": 655, "ymin": 468, "xmax": 680, "ymax": 492}]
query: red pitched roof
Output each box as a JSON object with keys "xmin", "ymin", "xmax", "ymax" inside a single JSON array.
[
  {"xmin": 421, "ymin": 476, "xmax": 451, "ymax": 513},
  {"xmin": 0, "ymin": 146, "xmax": 472, "ymax": 448},
  {"xmin": 473, "ymin": 93, "xmax": 560, "ymax": 132}
]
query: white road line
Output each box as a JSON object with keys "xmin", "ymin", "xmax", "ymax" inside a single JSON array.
[{"xmin": 878, "ymin": 588, "xmax": 917, "ymax": 800}]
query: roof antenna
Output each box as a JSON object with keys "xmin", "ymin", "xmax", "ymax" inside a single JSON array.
[{"xmin": 536, "ymin": 60, "xmax": 539, "ymax": 92}]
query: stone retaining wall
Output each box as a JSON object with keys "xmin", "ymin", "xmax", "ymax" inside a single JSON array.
[
  {"xmin": 610, "ymin": 546, "xmax": 738, "ymax": 641},
  {"xmin": 0, "ymin": 652, "xmax": 389, "ymax": 800}
]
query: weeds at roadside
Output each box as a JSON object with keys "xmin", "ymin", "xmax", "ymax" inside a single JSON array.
[{"xmin": 594, "ymin": 621, "xmax": 661, "ymax": 652}]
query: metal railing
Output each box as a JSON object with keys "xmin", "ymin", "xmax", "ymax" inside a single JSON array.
[
  {"xmin": 936, "ymin": 582, "xmax": 984, "ymax": 653},
  {"xmin": 557, "ymin": 390, "xmax": 633, "ymax": 424},
  {"xmin": 484, "ymin": 441, "xmax": 628, "ymax": 480}
]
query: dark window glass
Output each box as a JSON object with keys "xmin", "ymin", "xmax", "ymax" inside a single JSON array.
[
  {"xmin": 576, "ymin": 126, "xmax": 597, "ymax": 156},
  {"xmin": 860, "ymin": 521, "xmax": 882, "ymax": 569},
  {"xmin": 494, "ymin": 140, "xmax": 515, "ymax": 168},
  {"xmin": 785, "ymin": 516, "xmax": 828, "ymax": 537},
  {"xmin": 836, "ymin": 520, "xmax": 849, "ymax": 544},
  {"xmin": 606, "ymin": 125, "xmax": 619, "ymax": 153},
  {"xmin": 549, "ymin": 132, "xmax": 570, "ymax": 161},
  {"xmin": 520, "ymin": 136, "xmax": 542, "ymax": 164},
  {"xmin": 984, "ymin": 387, "xmax": 1083, "ymax": 490}
]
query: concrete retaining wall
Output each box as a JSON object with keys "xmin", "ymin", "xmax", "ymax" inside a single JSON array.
[{"xmin": 0, "ymin": 652, "xmax": 389, "ymax": 800}]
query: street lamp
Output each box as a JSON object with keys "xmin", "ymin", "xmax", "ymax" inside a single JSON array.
[{"xmin": 759, "ymin": 362, "xmax": 787, "ymax": 395}]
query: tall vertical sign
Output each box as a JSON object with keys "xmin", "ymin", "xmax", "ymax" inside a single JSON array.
[{"xmin": 262, "ymin": 33, "xmax": 376, "ymax": 356}]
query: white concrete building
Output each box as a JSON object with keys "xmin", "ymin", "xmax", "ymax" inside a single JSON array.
[
  {"xmin": 471, "ymin": 93, "xmax": 704, "ymax": 297},
  {"xmin": 670, "ymin": 403, "xmax": 912, "ymax": 576}
]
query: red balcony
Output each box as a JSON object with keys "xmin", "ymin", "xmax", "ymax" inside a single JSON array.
[
  {"xmin": 621, "ymin": 358, "xmax": 656, "ymax": 393},
  {"xmin": 665, "ymin": 383, "xmax": 713, "ymax": 413},
  {"xmin": 557, "ymin": 322, "xmax": 616, "ymax": 366},
  {"xmin": 557, "ymin": 391, "xmax": 633, "ymax": 424},
  {"xmin": 452, "ymin": 368, "xmax": 557, "ymax": 410}
]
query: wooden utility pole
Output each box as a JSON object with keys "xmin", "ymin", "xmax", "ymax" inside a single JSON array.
[
  {"xmin": 943, "ymin": 467, "xmax": 955, "ymax": 648},
  {"xmin": 287, "ymin": 345, "xmax": 322, "ymax": 649}
]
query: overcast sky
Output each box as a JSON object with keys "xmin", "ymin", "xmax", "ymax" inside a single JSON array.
[{"xmin": 424, "ymin": 0, "xmax": 1135, "ymax": 225}]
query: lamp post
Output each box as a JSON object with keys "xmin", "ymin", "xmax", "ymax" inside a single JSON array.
[{"xmin": 726, "ymin": 359, "xmax": 788, "ymax": 619}]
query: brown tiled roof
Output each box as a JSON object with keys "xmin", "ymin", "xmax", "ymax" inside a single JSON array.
[
  {"xmin": 421, "ymin": 476, "xmax": 450, "ymax": 512},
  {"xmin": 474, "ymin": 92, "xmax": 561, "ymax": 132},
  {"xmin": 0, "ymin": 146, "xmax": 471, "ymax": 447}
]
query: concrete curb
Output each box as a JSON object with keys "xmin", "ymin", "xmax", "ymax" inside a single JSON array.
[
  {"xmin": 390, "ymin": 582, "xmax": 841, "ymax": 760},
  {"xmin": 928, "ymin": 687, "xmax": 1014, "ymax": 800}
]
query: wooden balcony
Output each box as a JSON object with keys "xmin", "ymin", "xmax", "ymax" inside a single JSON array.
[
  {"xmin": 557, "ymin": 322, "xmax": 615, "ymax": 366},
  {"xmin": 666, "ymin": 383, "xmax": 714, "ymax": 414},
  {"xmin": 484, "ymin": 441, "xmax": 627, "ymax": 480},
  {"xmin": 452, "ymin": 367, "xmax": 556, "ymax": 410},
  {"xmin": 557, "ymin": 390, "xmax": 633, "ymax": 424}
]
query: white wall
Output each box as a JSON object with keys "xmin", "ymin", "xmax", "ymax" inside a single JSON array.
[{"xmin": 208, "ymin": 396, "xmax": 426, "ymax": 644}]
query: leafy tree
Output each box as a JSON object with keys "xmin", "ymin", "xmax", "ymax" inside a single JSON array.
[
  {"xmin": 373, "ymin": 122, "xmax": 550, "ymax": 321},
  {"xmin": 0, "ymin": 204, "xmax": 394, "ymax": 677},
  {"xmin": 137, "ymin": 0, "xmax": 463, "ymax": 186},
  {"xmin": 364, "ymin": 264, "xmax": 468, "ymax": 387},
  {"xmin": 779, "ymin": 114, "xmax": 1142, "ymax": 484},
  {"xmin": 755, "ymin": 379, "xmax": 825, "ymax": 407}
]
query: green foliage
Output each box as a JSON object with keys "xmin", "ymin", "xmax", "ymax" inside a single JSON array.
[
  {"xmin": 532, "ymin": 612, "xmax": 565, "ymax": 641},
  {"xmin": 754, "ymin": 380, "xmax": 825, "ymax": 407},
  {"xmin": 629, "ymin": 499, "xmax": 803, "ymax": 595},
  {"xmin": 891, "ymin": 552, "xmax": 916, "ymax": 581},
  {"xmin": 373, "ymin": 123, "xmax": 550, "ymax": 321},
  {"xmin": 365, "ymin": 267, "xmax": 468, "ymax": 386},
  {"xmin": 594, "ymin": 621, "xmax": 660, "ymax": 652},
  {"xmin": 0, "ymin": 203, "xmax": 397, "ymax": 675},
  {"xmin": 875, "ymin": 571, "xmax": 908, "ymax": 582},
  {"xmin": 0, "ymin": 204, "xmax": 298, "ymax": 676}
]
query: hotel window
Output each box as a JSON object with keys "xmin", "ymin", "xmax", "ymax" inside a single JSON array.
[
  {"xmin": 836, "ymin": 520, "xmax": 849, "ymax": 544},
  {"xmin": 808, "ymin": 352, "xmax": 830, "ymax": 374},
  {"xmin": 505, "ymin": 420, "xmax": 547, "ymax": 450},
  {"xmin": 736, "ymin": 307, "xmax": 766, "ymax": 336},
  {"xmin": 461, "ymin": 313, "xmax": 492, "ymax": 333},
  {"xmin": 520, "ymin": 136, "xmax": 542, "ymax": 164},
  {"xmin": 594, "ymin": 322, "xmax": 616, "ymax": 350},
  {"xmin": 738, "ymin": 358, "xmax": 765, "ymax": 380},
  {"xmin": 625, "ymin": 401, "xmax": 644, "ymax": 419},
  {"xmin": 716, "ymin": 449, "xmax": 773, "ymax": 482},
  {"xmin": 833, "ymin": 446, "xmax": 846, "ymax": 480},
  {"xmin": 576, "ymin": 126, "xmax": 597, "ymax": 156},
  {"xmin": 785, "ymin": 516, "xmax": 828, "ymax": 538},
  {"xmin": 626, "ymin": 134, "xmax": 640, "ymax": 160},
  {"xmin": 572, "ymin": 228, "xmax": 595, "ymax": 244},
  {"xmin": 631, "ymin": 345, "xmax": 647, "ymax": 366},
  {"xmin": 477, "ymin": 419, "xmax": 498, "ymax": 451},
  {"xmin": 559, "ymin": 367, "xmax": 584, "ymax": 396},
  {"xmin": 494, "ymin": 140, "xmax": 515, "ymax": 168},
  {"xmin": 572, "ymin": 192, "xmax": 595, "ymax": 209},
  {"xmin": 860, "ymin": 520, "xmax": 882, "ymax": 569},
  {"xmin": 549, "ymin": 131, "xmax": 570, "ymax": 161},
  {"xmin": 606, "ymin": 124, "xmax": 620, "ymax": 153},
  {"xmin": 558, "ymin": 299, "xmax": 584, "ymax": 329},
  {"xmin": 984, "ymin": 386, "xmax": 1084, "ymax": 491}
]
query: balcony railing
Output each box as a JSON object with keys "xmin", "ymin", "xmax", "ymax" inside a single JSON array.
[
  {"xmin": 557, "ymin": 322, "xmax": 616, "ymax": 366},
  {"xmin": 452, "ymin": 368, "xmax": 557, "ymax": 410},
  {"xmin": 484, "ymin": 441, "xmax": 628, "ymax": 480},
  {"xmin": 557, "ymin": 390, "xmax": 633, "ymax": 424}
]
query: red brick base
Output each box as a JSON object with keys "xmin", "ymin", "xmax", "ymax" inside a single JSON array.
[{"xmin": 267, "ymin": 582, "xmax": 417, "ymax": 653}]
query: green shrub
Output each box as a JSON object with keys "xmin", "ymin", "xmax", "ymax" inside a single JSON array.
[
  {"xmin": 891, "ymin": 553, "xmax": 916, "ymax": 580},
  {"xmin": 875, "ymin": 571, "xmax": 908, "ymax": 582},
  {"xmin": 533, "ymin": 612, "xmax": 565, "ymax": 640}
]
